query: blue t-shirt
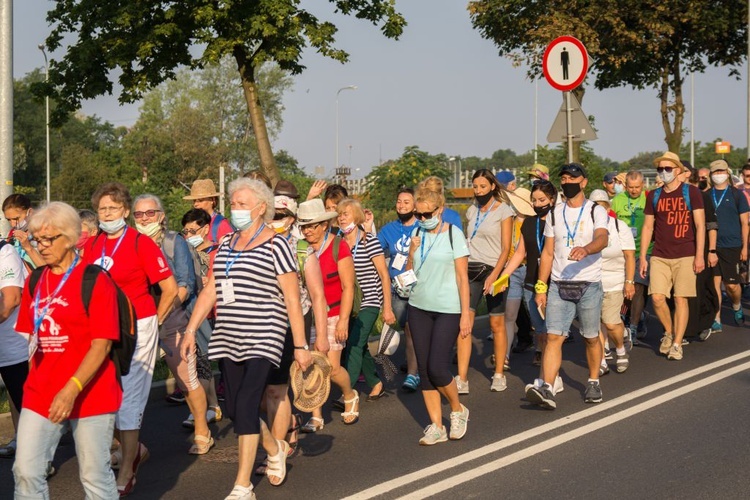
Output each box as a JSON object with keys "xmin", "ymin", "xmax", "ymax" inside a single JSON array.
[
  {"xmin": 711, "ymin": 187, "xmax": 750, "ymax": 248},
  {"xmin": 443, "ymin": 207, "xmax": 464, "ymax": 231},
  {"xmin": 378, "ymin": 219, "xmax": 418, "ymax": 279}
]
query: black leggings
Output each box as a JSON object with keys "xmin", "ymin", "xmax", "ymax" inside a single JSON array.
[
  {"xmin": 0, "ymin": 360, "xmax": 28, "ymax": 411},
  {"xmin": 408, "ymin": 305, "xmax": 460, "ymax": 391}
]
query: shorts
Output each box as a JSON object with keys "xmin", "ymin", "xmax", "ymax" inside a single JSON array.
[
  {"xmin": 507, "ymin": 266, "xmax": 526, "ymax": 300},
  {"xmin": 712, "ymin": 247, "xmax": 742, "ymax": 284},
  {"xmin": 635, "ymin": 254, "xmax": 650, "ymax": 286},
  {"xmin": 546, "ymin": 281, "xmax": 602, "ymax": 339},
  {"xmin": 117, "ymin": 315, "xmax": 159, "ymax": 431},
  {"xmin": 649, "ymin": 256, "xmax": 696, "ymax": 298},
  {"xmin": 469, "ymin": 279, "xmax": 506, "ymax": 316},
  {"xmin": 522, "ymin": 287, "xmax": 547, "ymax": 334},
  {"xmin": 161, "ymin": 331, "xmax": 200, "ymax": 393},
  {"xmin": 221, "ymin": 357, "xmax": 272, "ymax": 435},
  {"xmin": 601, "ymin": 291, "xmax": 624, "ymax": 325},
  {"xmin": 391, "ymin": 289, "xmax": 409, "ymax": 328},
  {"xmin": 327, "ymin": 315, "xmax": 346, "ymax": 351}
]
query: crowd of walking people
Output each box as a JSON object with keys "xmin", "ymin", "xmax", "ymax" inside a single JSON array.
[{"xmin": 0, "ymin": 149, "xmax": 748, "ymax": 498}]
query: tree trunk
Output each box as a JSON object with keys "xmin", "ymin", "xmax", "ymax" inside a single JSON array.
[
  {"xmin": 234, "ymin": 48, "xmax": 280, "ymax": 187},
  {"xmin": 660, "ymin": 62, "xmax": 684, "ymax": 154}
]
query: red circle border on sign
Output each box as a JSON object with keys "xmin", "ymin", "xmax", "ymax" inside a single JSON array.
[{"xmin": 542, "ymin": 36, "xmax": 588, "ymax": 92}]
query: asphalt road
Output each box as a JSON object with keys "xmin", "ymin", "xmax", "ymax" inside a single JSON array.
[{"xmin": 1, "ymin": 305, "xmax": 750, "ymax": 500}]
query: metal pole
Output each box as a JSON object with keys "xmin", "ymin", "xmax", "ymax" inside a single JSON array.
[
  {"xmin": 534, "ymin": 80, "xmax": 538, "ymax": 163},
  {"xmin": 39, "ymin": 45, "xmax": 50, "ymax": 203},
  {"xmin": 219, "ymin": 165, "xmax": 225, "ymax": 215},
  {"xmin": 690, "ymin": 72, "xmax": 695, "ymax": 167},
  {"xmin": 0, "ymin": 0, "xmax": 13, "ymax": 236},
  {"xmin": 747, "ymin": 0, "xmax": 750, "ymax": 159},
  {"xmin": 565, "ymin": 91, "xmax": 573, "ymax": 163},
  {"xmin": 335, "ymin": 85, "xmax": 357, "ymax": 170}
]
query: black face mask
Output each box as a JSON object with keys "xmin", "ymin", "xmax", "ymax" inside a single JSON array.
[
  {"xmin": 397, "ymin": 211, "xmax": 414, "ymax": 223},
  {"xmin": 698, "ymin": 180, "xmax": 709, "ymax": 191},
  {"xmin": 475, "ymin": 192, "xmax": 494, "ymax": 207},
  {"xmin": 561, "ymin": 182, "xmax": 583, "ymax": 199},
  {"xmin": 534, "ymin": 204, "xmax": 552, "ymax": 217}
]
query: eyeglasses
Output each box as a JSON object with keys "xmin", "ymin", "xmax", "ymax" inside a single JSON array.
[
  {"xmin": 133, "ymin": 209, "xmax": 162, "ymax": 219},
  {"xmin": 97, "ymin": 205, "xmax": 124, "ymax": 214},
  {"xmin": 35, "ymin": 234, "xmax": 64, "ymax": 247},
  {"xmin": 300, "ymin": 223, "xmax": 322, "ymax": 232},
  {"xmin": 656, "ymin": 166, "xmax": 674, "ymax": 173},
  {"xmin": 181, "ymin": 226, "xmax": 204, "ymax": 236},
  {"xmin": 414, "ymin": 210, "xmax": 437, "ymax": 220}
]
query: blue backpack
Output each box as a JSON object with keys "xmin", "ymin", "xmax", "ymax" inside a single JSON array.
[{"xmin": 651, "ymin": 183, "xmax": 691, "ymax": 212}]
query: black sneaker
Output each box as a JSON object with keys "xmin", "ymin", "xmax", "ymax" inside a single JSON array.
[
  {"xmin": 584, "ymin": 381, "xmax": 603, "ymax": 404},
  {"xmin": 526, "ymin": 384, "xmax": 556, "ymax": 410},
  {"xmin": 512, "ymin": 340, "xmax": 533, "ymax": 353},
  {"xmin": 165, "ymin": 388, "xmax": 186, "ymax": 405}
]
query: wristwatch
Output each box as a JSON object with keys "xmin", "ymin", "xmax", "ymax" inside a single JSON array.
[
  {"xmin": 708, "ymin": 249, "xmax": 717, "ymax": 254},
  {"xmin": 294, "ymin": 344, "xmax": 310, "ymax": 351}
]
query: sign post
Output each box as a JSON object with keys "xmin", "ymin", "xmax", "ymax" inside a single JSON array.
[{"xmin": 543, "ymin": 36, "xmax": 590, "ymax": 163}]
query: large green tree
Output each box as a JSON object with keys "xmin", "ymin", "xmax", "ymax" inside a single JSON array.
[
  {"xmin": 42, "ymin": 1, "xmax": 406, "ymax": 186},
  {"xmin": 469, "ymin": 0, "xmax": 747, "ymax": 153}
]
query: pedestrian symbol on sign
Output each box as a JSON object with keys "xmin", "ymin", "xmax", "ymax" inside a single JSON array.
[{"xmin": 561, "ymin": 48, "xmax": 569, "ymax": 80}]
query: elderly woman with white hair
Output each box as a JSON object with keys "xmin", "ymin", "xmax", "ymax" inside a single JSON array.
[
  {"xmin": 132, "ymin": 194, "xmax": 212, "ymax": 455},
  {"xmin": 182, "ymin": 178, "xmax": 312, "ymax": 500},
  {"xmin": 12, "ymin": 202, "xmax": 122, "ymax": 499}
]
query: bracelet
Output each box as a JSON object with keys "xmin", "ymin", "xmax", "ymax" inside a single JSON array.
[
  {"xmin": 534, "ymin": 280, "xmax": 548, "ymax": 294},
  {"xmin": 183, "ymin": 328, "xmax": 196, "ymax": 335},
  {"xmin": 70, "ymin": 376, "xmax": 83, "ymax": 392},
  {"xmin": 625, "ymin": 280, "xmax": 635, "ymax": 285}
]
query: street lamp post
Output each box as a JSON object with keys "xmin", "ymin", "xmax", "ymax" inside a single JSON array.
[
  {"xmin": 336, "ymin": 85, "xmax": 357, "ymax": 170},
  {"xmin": 38, "ymin": 44, "xmax": 50, "ymax": 203}
]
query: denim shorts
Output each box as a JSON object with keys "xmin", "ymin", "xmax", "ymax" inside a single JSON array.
[
  {"xmin": 391, "ymin": 288, "xmax": 409, "ymax": 328},
  {"xmin": 507, "ymin": 266, "xmax": 526, "ymax": 300},
  {"xmin": 546, "ymin": 281, "xmax": 603, "ymax": 339},
  {"xmin": 523, "ymin": 287, "xmax": 547, "ymax": 334}
]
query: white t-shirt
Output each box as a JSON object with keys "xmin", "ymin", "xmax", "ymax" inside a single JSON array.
[
  {"xmin": 544, "ymin": 200, "xmax": 609, "ymax": 282},
  {"xmin": 601, "ymin": 217, "xmax": 636, "ymax": 292},
  {"xmin": 1, "ymin": 243, "xmax": 29, "ymax": 366}
]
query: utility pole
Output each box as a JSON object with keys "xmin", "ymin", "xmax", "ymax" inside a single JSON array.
[{"xmin": 0, "ymin": 0, "xmax": 13, "ymax": 236}]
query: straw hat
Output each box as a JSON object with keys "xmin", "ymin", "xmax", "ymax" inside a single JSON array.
[
  {"xmin": 526, "ymin": 163, "xmax": 549, "ymax": 180},
  {"xmin": 297, "ymin": 199, "xmax": 338, "ymax": 226},
  {"xmin": 289, "ymin": 351, "xmax": 332, "ymax": 413},
  {"xmin": 652, "ymin": 151, "xmax": 684, "ymax": 170},
  {"xmin": 183, "ymin": 179, "xmax": 221, "ymax": 200},
  {"xmin": 503, "ymin": 187, "xmax": 536, "ymax": 217}
]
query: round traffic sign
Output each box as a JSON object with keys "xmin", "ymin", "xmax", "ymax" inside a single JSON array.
[{"xmin": 542, "ymin": 36, "xmax": 588, "ymax": 92}]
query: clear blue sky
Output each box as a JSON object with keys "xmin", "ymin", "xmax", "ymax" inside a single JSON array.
[{"xmin": 12, "ymin": 0, "xmax": 750, "ymax": 178}]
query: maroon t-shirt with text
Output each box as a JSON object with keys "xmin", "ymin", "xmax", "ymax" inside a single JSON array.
[{"xmin": 644, "ymin": 183, "xmax": 704, "ymax": 259}]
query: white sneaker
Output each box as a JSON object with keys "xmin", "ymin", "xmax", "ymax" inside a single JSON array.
[
  {"xmin": 524, "ymin": 378, "xmax": 544, "ymax": 394},
  {"xmin": 490, "ymin": 373, "xmax": 507, "ymax": 392},
  {"xmin": 455, "ymin": 375, "xmax": 469, "ymax": 395},
  {"xmin": 553, "ymin": 375, "xmax": 564, "ymax": 395}
]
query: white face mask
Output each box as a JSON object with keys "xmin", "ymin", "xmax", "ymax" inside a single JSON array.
[
  {"xmin": 99, "ymin": 218, "xmax": 127, "ymax": 234},
  {"xmin": 186, "ymin": 235, "xmax": 203, "ymax": 247},
  {"xmin": 614, "ymin": 184, "xmax": 625, "ymax": 195},
  {"xmin": 135, "ymin": 221, "xmax": 162, "ymax": 238},
  {"xmin": 711, "ymin": 173, "xmax": 729, "ymax": 186},
  {"xmin": 340, "ymin": 222, "xmax": 356, "ymax": 235},
  {"xmin": 658, "ymin": 171, "xmax": 676, "ymax": 184}
]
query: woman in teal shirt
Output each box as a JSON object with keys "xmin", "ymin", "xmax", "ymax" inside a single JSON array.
[{"xmin": 406, "ymin": 188, "xmax": 471, "ymax": 446}]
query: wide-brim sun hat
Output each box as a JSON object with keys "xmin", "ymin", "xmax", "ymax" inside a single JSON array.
[
  {"xmin": 183, "ymin": 179, "xmax": 221, "ymax": 200},
  {"xmin": 290, "ymin": 351, "xmax": 332, "ymax": 413},
  {"xmin": 653, "ymin": 151, "xmax": 684, "ymax": 170},
  {"xmin": 275, "ymin": 195, "xmax": 298, "ymax": 215},
  {"xmin": 503, "ymin": 187, "xmax": 536, "ymax": 217},
  {"xmin": 297, "ymin": 199, "xmax": 338, "ymax": 226}
]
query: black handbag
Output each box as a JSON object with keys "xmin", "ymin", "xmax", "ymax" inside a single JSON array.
[
  {"xmin": 556, "ymin": 281, "xmax": 592, "ymax": 304},
  {"xmin": 467, "ymin": 262, "xmax": 493, "ymax": 283}
]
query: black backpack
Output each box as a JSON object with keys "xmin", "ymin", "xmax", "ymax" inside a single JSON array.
[{"xmin": 29, "ymin": 264, "xmax": 138, "ymax": 384}]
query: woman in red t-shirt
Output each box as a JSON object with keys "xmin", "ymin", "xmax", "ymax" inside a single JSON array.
[
  {"xmin": 297, "ymin": 199, "xmax": 359, "ymax": 432},
  {"xmin": 12, "ymin": 202, "xmax": 121, "ymax": 499}
]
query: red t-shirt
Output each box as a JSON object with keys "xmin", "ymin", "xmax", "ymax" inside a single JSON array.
[
  {"xmin": 209, "ymin": 213, "xmax": 234, "ymax": 245},
  {"xmin": 84, "ymin": 228, "xmax": 172, "ymax": 319},
  {"xmin": 16, "ymin": 264, "xmax": 122, "ymax": 419},
  {"xmin": 644, "ymin": 183, "xmax": 705, "ymax": 259},
  {"xmin": 318, "ymin": 237, "xmax": 352, "ymax": 317}
]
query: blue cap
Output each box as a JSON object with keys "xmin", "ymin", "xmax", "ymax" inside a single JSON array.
[{"xmin": 495, "ymin": 170, "xmax": 516, "ymax": 185}]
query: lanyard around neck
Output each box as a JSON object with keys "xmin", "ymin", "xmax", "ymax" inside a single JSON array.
[
  {"xmin": 562, "ymin": 202, "xmax": 586, "ymax": 248},
  {"xmin": 100, "ymin": 226, "xmax": 128, "ymax": 262},
  {"xmin": 225, "ymin": 225, "xmax": 265, "ymax": 277},
  {"xmin": 417, "ymin": 222, "xmax": 444, "ymax": 274},
  {"xmin": 470, "ymin": 200, "xmax": 496, "ymax": 240},
  {"xmin": 712, "ymin": 187, "xmax": 728, "ymax": 209},
  {"xmin": 34, "ymin": 254, "xmax": 79, "ymax": 335}
]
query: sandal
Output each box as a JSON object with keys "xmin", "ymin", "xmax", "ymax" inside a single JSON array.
[
  {"xmin": 188, "ymin": 432, "xmax": 215, "ymax": 455},
  {"xmin": 111, "ymin": 442, "xmax": 149, "ymax": 471},
  {"xmin": 225, "ymin": 484, "xmax": 256, "ymax": 500},
  {"xmin": 366, "ymin": 383, "xmax": 386, "ymax": 402},
  {"xmin": 286, "ymin": 414, "xmax": 302, "ymax": 457},
  {"xmin": 266, "ymin": 439, "xmax": 289, "ymax": 487},
  {"xmin": 300, "ymin": 417, "xmax": 324, "ymax": 433},
  {"xmin": 254, "ymin": 457, "xmax": 268, "ymax": 476},
  {"xmin": 342, "ymin": 393, "xmax": 360, "ymax": 425}
]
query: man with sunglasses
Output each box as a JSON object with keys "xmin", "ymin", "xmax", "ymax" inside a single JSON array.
[
  {"xmin": 532, "ymin": 163, "xmax": 609, "ymax": 408},
  {"xmin": 640, "ymin": 151, "xmax": 706, "ymax": 361}
]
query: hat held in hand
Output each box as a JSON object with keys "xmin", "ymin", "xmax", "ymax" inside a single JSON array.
[{"xmin": 290, "ymin": 351, "xmax": 332, "ymax": 413}]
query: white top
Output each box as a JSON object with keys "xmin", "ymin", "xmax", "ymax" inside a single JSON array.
[
  {"xmin": 466, "ymin": 201, "xmax": 514, "ymax": 266},
  {"xmin": 544, "ymin": 200, "xmax": 609, "ymax": 282},
  {"xmin": 2, "ymin": 242, "xmax": 29, "ymax": 366},
  {"xmin": 601, "ymin": 217, "xmax": 636, "ymax": 292}
]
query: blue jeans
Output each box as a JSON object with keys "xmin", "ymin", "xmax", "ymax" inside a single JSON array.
[
  {"xmin": 507, "ymin": 266, "xmax": 526, "ymax": 300},
  {"xmin": 546, "ymin": 281, "xmax": 603, "ymax": 339},
  {"xmin": 13, "ymin": 409, "xmax": 117, "ymax": 500}
]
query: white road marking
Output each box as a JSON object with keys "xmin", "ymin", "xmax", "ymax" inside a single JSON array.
[{"xmin": 342, "ymin": 350, "xmax": 750, "ymax": 500}]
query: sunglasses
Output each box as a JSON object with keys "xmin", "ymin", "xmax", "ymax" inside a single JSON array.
[
  {"xmin": 414, "ymin": 210, "xmax": 437, "ymax": 220},
  {"xmin": 133, "ymin": 209, "xmax": 162, "ymax": 219},
  {"xmin": 181, "ymin": 226, "xmax": 204, "ymax": 236},
  {"xmin": 656, "ymin": 166, "xmax": 674, "ymax": 173},
  {"xmin": 300, "ymin": 222, "xmax": 322, "ymax": 232},
  {"xmin": 273, "ymin": 212, "xmax": 292, "ymax": 221}
]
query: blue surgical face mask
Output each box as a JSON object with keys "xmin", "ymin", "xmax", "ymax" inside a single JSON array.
[
  {"xmin": 418, "ymin": 215, "xmax": 440, "ymax": 231},
  {"xmin": 99, "ymin": 217, "xmax": 126, "ymax": 234},
  {"xmin": 614, "ymin": 184, "xmax": 625, "ymax": 195},
  {"xmin": 186, "ymin": 235, "xmax": 203, "ymax": 247},
  {"xmin": 231, "ymin": 208, "xmax": 256, "ymax": 230}
]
